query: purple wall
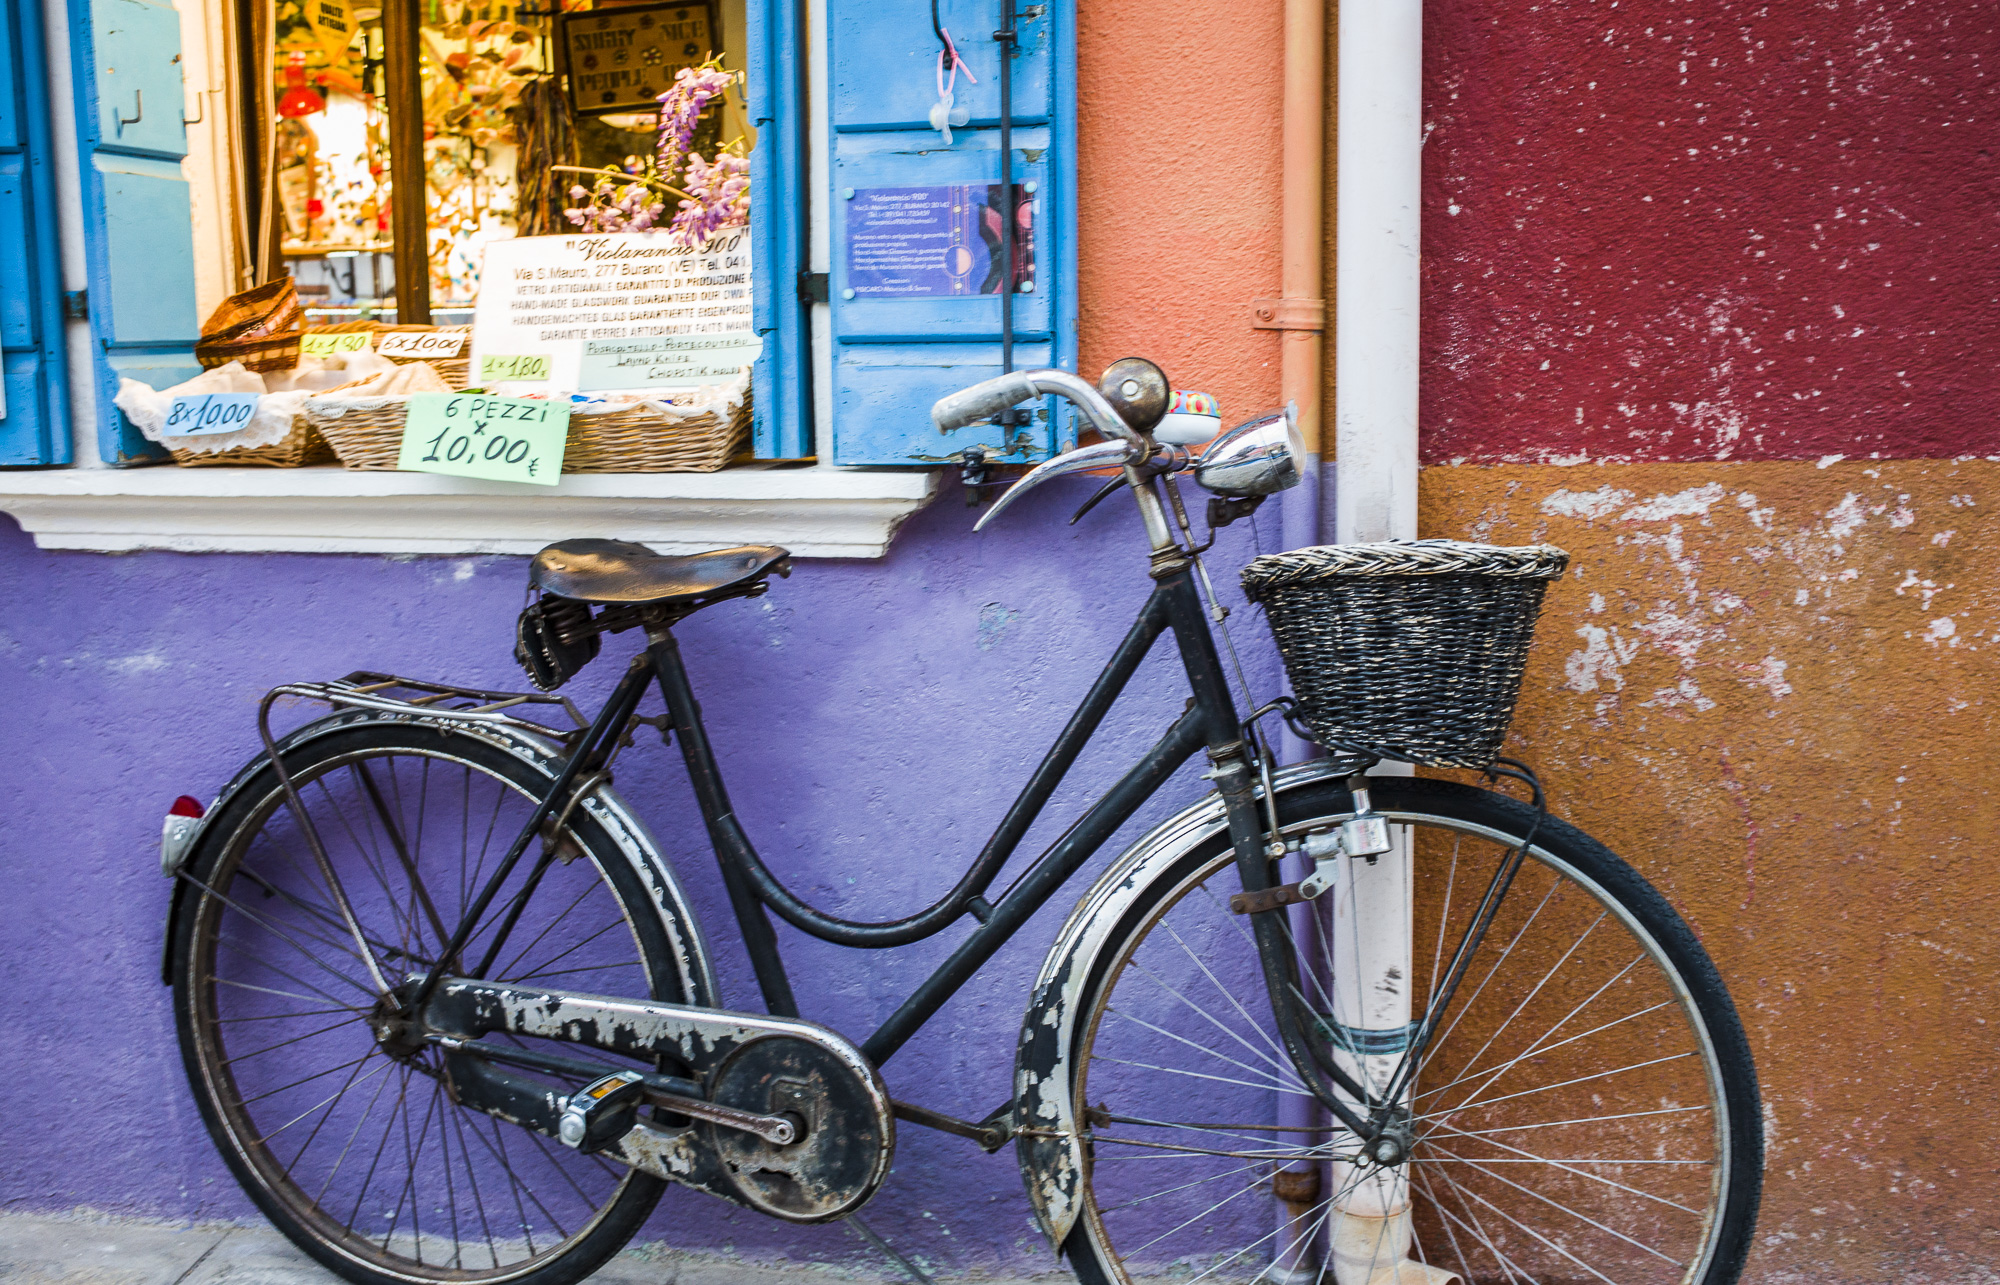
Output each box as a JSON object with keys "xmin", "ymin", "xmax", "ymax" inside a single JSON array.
[{"xmin": 0, "ymin": 473, "xmax": 1293, "ymax": 1271}]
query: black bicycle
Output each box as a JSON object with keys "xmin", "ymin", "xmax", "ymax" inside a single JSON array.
[{"xmin": 161, "ymin": 360, "xmax": 1761, "ymax": 1285}]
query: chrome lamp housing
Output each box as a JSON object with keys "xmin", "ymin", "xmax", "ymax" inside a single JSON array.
[{"xmin": 1194, "ymin": 404, "xmax": 1305, "ymax": 497}]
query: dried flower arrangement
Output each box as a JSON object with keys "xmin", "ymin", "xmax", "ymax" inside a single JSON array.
[{"xmin": 556, "ymin": 61, "xmax": 748, "ymax": 246}]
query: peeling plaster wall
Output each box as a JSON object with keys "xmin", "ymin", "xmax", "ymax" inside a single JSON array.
[
  {"xmin": 1423, "ymin": 461, "xmax": 2000, "ymax": 1282},
  {"xmin": 1415, "ymin": 2, "xmax": 2000, "ymax": 1278}
]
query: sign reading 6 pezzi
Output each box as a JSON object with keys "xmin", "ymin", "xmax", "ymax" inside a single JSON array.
[{"xmin": 397, "ymin": 394, "xmax": 572, "ymax": 485}]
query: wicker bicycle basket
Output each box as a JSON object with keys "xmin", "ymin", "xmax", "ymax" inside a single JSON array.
[{"xmin": 1240, "ymin": 540, "xmax": 1571, "ymax": 769}]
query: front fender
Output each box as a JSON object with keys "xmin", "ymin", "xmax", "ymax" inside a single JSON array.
[{"xmin": 1011, "ymin": 758, "xmax": 1355, "ymax": 1251}]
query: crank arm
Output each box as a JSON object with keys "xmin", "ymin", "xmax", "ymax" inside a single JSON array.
[
  {"xmin": 433, "ymin": 1035, "xmax": 796, "ymax": 1145},
  {"xmin": 643, "ymin": 1087, "xmax": 797, "ymax": 1145},
  {"xmin": 440, "ymin": 1052, "xmax": 756, "ymax": 1209}
]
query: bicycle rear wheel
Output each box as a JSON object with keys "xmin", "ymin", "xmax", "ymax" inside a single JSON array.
[
  {"xmin": 1059, "ymin": 775, "xmax": 1761, "ymax": 1285},
  {"xmin": 170, "ymin": 718, "xmax": 712, "ymax": 1285}
]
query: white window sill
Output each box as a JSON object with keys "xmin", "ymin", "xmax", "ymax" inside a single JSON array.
[{"xmin": 0, "ymin": 464, "xmax": 940, "ymax": 557}]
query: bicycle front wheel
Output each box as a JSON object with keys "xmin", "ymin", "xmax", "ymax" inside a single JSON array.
[
  {"xmin": 169, "ymin": 718, "xmax": 712, "ymax": 1285},
  {"xmin": 1059, "ymin": 775, "xmax": 1761, "ymax": 1285}
]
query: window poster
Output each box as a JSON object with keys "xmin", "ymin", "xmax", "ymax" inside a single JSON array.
[
  {"xmin": 845, "ymin": 185, "xmax": 1036, "ymax": 299},
  {"xmin": 471, "ymin": 230, "xmax": 756, "ymax": 394},
  {"xmin": 561, "ymin": 2, "xmax": 718, "ymax": 115}
]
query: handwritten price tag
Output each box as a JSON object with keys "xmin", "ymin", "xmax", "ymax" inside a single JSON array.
[
  {"xmin": 379, "ymin": 330, "xmax": 468, "ymax": 359},
  {"xmin": 397, "ymin": 394, "xmax": 570, "ymax": 485},
  {"xmin": 478, "ymin": 353, "xmax": 551, "ymax": 382},
  {"xmin": 300, "ymin": 332, "xmax": 373, "ymax": 356},
  {"xmin": 164, "ymin": 392, "xmax": 263, "ymax": 437}
]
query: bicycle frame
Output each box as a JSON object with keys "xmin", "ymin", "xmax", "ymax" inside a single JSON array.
[
  {"xmin": 378, "ymin": 522, "xmax": 1387, "ymax": 1148},
  {"xmin": 410, "ymin": 563, "xmax": 1233, "ymax": 1052}
]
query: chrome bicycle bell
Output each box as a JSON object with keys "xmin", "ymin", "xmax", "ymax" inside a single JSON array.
[{"xmin": 1194, "ymin": 403, "xmax": 1305, "ymax": 497}]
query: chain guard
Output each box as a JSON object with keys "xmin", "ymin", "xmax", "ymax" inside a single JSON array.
[{"xmin": 705, "ymin": 1035, "xmax": 894, "ymax": 1222}]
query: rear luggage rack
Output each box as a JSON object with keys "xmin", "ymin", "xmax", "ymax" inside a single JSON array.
[{"xmin": 266, "ymin": 671, "xmax": 590, "ymax": 742}]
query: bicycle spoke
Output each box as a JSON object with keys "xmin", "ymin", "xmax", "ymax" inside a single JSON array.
[
  {"xmin": 1432, "ymin": 1163, "xmax": 1635, "ymax": 1284},
  {"xmin": 1103, "ymin": 1001, "xmax": 1304, "ymax": 1094},
  {"xmin": 1090, "ymin": 1052, "xmax": 1297, "ymax": 1096},
  {"xmin": 1435, "ymin": 1102, "xmax": 1711, "ymax": 1139}
]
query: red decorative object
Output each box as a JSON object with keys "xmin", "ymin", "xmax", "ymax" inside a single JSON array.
[{"xmin": 276, "ymin": 52, "xmax": 326, "ymax": 118}]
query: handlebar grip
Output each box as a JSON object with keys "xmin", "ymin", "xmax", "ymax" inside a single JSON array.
[{"xmin": 931, "ymin": 371, "xmax": 1041, "ymax": 433}]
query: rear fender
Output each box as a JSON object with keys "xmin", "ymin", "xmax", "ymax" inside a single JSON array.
[
  {"xmin": 1012, "ymin": 759, "xmax": 1352, "ymax": 1251},
  {"xmin": 161, "ymin": 709, "xmax": 718, "ymax": 1010}
]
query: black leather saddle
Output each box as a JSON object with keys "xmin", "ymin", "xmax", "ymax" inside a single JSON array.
[{"xmin": 529, "ymin": 538, "xmax": 790, "ymax": 604}]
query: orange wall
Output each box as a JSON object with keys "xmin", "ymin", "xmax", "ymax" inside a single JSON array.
[{"xmin": 1075, "ymin": 0, "xmax": 1292, "ymax": 423}]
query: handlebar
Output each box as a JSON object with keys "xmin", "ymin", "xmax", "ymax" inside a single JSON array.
[{"xmin": 930, "ymin": 369, "xmax": 1148, "ymax": 461}]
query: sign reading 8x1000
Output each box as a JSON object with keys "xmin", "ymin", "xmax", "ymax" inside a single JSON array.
[{"xmin": 396, "ymin": 394, "xmax": 573, "ymax": 486}]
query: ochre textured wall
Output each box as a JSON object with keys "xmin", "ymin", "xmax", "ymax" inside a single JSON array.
[{"xmin": 1424, "ymin": 459, "xmax": 2000, "ymax": 1282}]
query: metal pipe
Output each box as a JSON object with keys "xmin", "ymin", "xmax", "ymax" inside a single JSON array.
[
  {"xmin": 996, "ymin": 0, "xmax": 1017, "ymax": 376},
  {"xmin": 1327, "ymin": 8, "xmax": 1427, "ymax": 1278},
  {"xmin": 1333, "ymin": 0, "xmax": 1421, "ymax": 547},
  {"xmin": 1279, "ymin": 0, "xmax": 1326, "ymax": 460}
]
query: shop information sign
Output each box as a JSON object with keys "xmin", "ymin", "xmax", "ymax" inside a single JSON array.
[
  {"xmin": 845, "ymin": 185, "xmax": 1035, "ymax": 298},
  {"xmin": 472, "ymin": 230, "xmax": 756, "ymax": 394},
  {"xmin": 165, "ymin": 392, "xmax": 263, "ymax": 437},
  {"xmin": 577, "ymin": 334, "xmax": 762, "ymax": 389},
  {"xmin": 378, "ymin": 331, "xmax": 467, "ymax": 360},
  {"xmin": 300, "ymin": 332, "xmax": 373, "ymax": 357},
  {"xmin": 396, "ymin": 394, "xmax": 571, "ymax": 486}
]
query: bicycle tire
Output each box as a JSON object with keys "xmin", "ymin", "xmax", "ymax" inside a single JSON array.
[
  {"xmin": 1057, "ymin": 774, "xmax": 1761, "ymax": 1285},
  {"xmin": 169, "ymin": 717, "xmax": 713, "ymax": 1285}
]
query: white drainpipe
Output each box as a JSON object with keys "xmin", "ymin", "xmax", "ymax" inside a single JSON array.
[{"xmin": 1326, "ymin": 2, "xmax": 1453, "ymax": 1284}]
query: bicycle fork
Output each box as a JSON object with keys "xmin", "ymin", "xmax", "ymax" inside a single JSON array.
[{"xmin": 1218, "ymin": 759, "xmax": 1461, "ymax": 1285}]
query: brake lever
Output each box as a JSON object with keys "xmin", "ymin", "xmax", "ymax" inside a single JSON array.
[{"xmin": 1069, "ymin": 476, "xmax": 1123, "ymax": 525}]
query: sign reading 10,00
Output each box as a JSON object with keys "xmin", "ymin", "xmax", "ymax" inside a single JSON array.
[{"xmin": 396, "ymin": 394, "xmax": 572, "ymax": 486}]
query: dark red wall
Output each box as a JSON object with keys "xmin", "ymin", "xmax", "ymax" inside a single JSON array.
[{"xmin": 1422, "ymin": 0, "xmax": 2000, "ymax": 465}]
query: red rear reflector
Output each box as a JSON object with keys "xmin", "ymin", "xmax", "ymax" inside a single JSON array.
[{"xmin": 169, "ymin": 795, "xmax": 205, "ymax": 819}]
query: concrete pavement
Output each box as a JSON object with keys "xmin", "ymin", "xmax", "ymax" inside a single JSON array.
[{"xmin": 0, "ymin": 1211, "xmax": 967, "ymax": 1285}]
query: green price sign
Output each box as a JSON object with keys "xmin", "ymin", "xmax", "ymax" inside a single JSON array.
[
  {"xmin": 300, "ymin": 332, "xmax": 374, "ymax": 356},
  {"xmin": 397, "ymin": 394, "xmax": 571, "ymax": 486},
  {"xmin": 479, "ymin": 353, "xmax": 552, "ymax": 382}
]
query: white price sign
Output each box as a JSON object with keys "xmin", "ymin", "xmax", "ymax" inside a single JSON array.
[
  {"xmin": 164, "ymin": 392, "xmax": 262, "ymax": 437},
  {"xmin": 473, "ymin": 230, "xmax": 751, "ymax": 392},
  {"xmin": 377, "ymin": 330, "xmax": 468, "ymax": 360}
]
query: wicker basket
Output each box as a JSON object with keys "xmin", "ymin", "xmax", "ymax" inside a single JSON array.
[
  {"xmin": 1240, "ymin": 540, "xmax": 1571, "ymax": 769},
  {"xmin": 167, "ymin": 416, "xmax": 335, "ymax": 468},
  {"xmin": 305, "ymin": 393, "xmax": 750, "ymax": 472},
  {"xmin": 564, "ymin": 398, "xmax": 749, "ymax": 472},
  {"xmin": 305, "ymin": 321, "xmax": 473, "ymax": 389},
  {"xmin": 196, "ymin": 279, "xmax": 303, "ymax": 373}
]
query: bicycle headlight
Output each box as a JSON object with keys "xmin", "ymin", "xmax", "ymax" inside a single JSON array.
[{"xmin": 1193, "ymin": 403, "xmax": 1305, "ymax": 497}]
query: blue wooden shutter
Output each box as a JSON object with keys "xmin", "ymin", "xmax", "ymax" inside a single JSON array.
[
  {"xmin": 744, "ymin": 0, "xmax": 808, "ymax": 458},
  {"xmin": 69, "ymin": 0, "xmax": 199, "ymax": 464},
  {"xmin": 0, "ymin": 0, "xmax": 71, "ymax": 464},
  {"xmin": 824, "ymin": 0, "xmax": 1076, "ymax": 465}
]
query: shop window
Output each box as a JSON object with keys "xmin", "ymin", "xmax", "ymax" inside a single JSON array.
[{"xmin": 48, "ymin": 0, "xmax": 1076, "ymax": 470}]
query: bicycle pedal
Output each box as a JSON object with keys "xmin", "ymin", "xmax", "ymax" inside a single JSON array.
[{"xmin": 558, "ymin": 1071, "xmax": 646, "ymax": 1153}]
